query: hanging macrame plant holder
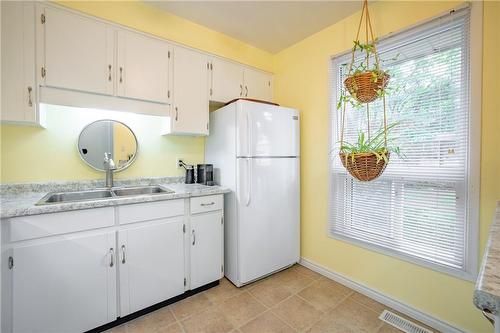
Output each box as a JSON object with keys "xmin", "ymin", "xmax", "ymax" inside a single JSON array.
[
  {"xmin": 339, "ymin": 0, "xmax": 390, "ymax": 182},
  {"xmin": 343, "ymin": 0, "xmax": 390, "ymax": 103}
]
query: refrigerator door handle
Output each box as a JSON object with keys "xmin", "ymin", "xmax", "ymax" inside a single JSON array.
[{"xmin": 245, "ymin": 158, "xmax": 252, "ymax": 207}]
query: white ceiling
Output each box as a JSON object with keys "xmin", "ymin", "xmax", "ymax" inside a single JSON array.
[{"xmin": 145, "ymin": 1, "xmax": 363, "ymax": 53}]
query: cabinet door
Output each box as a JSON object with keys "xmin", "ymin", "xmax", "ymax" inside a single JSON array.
[
  {"xmin": 243, "ymin": 68, "xmax": 273, "ymax": 102},
  {"xmin": 119, "ymin": 218, "xmax": 185, "ymax": 316},
  {"xmin": 12, "ymin": 231, "xmax": 116, "ymax": 333},
  {"xmin": 171, "ymin": 46, "xmax": 209, "ymax": 135},
  {"xmin": 43, "ymin": 7, "xmax": 113, "ymax": 95},
  {"xmin": 1, "ymin": 2, "xmax": 39, "ymax": 124},
  {"xmin": 117, "ymin": 30, "xmax": 171, "ymax": 104},
  {"xmin": 190, "ymin": 211, "xmax": 223, "ymax": 290},
  {"xmin": 210, "ymin": 58, "xmax": 244, "ymax": 103}
]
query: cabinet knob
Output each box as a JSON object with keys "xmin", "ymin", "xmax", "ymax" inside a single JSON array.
[
  {"xmin": 108, "ymin": 65, "xmax": 112, "ymax": 82},
  {"xmin": 175, "ymin": 107, "xmax": 179, "ymax": 121},
  {"xmin": 192, "ymin": 230, "xmax": 196, "ymax": 245},
  {"xmin": 245, "ymin": 86, "xmax": 248, "ymax": 97},
  {"xmin": 119, "ymin": 67, "xmax": 123, "ymax": 83},
  {"xmin": 240, "ymin": 84, "xmax": 243, "ymax": 96}
]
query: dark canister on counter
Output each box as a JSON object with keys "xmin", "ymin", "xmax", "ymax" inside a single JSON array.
[{"xmin": 196, "ymin": 164, "xmax": 214, "ymax": 186}]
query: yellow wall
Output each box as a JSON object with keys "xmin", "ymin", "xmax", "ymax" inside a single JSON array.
[
  {"xmin": 0, "ymin": 1, "xmax": 273, "ymax": 183},
  {"xmin": 273, "ymin": 1, "xmax": 500, "ymax": 332}
]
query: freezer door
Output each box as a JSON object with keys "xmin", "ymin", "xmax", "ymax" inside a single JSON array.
[
  {"xmin": 236, "ymin": 157, "xmax": 300, "ymax": 284},
  {"xmin": 237, "ymin": 102, "xmax": 299, "ymax": 157}
]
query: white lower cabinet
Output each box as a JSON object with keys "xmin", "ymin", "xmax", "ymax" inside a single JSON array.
[
  {"xmin": 190, "ymin": 211, "xmax": 223, "ymax": 290},
  {"xmin": 119, "ymin": 218, "xmax": 185, "ymax": 316},
  {"xmin": 11, "ymin": 231, "xmax": 116, "ymax": 333}
]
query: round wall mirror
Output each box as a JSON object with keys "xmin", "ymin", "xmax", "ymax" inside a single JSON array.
[{"xmin": 78, "ymin": 120, "xmax": 138, "ymax": 172}]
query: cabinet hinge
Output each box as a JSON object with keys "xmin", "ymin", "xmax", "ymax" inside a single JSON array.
[
  {"xmin": 183, "ymin": 278, "xmax": 187, "ymax": 286},
  {"xmin": 41, "ymin": 14, "xmax": 45, "ymax": 24},
  {"xmin": 183, "ymin": 224, "xmax": 186, "ymax": 233},
  {"xmin": 8, "ymin": 256, "xmax": 14, "ymax": 270},
  {"xmin": 41, "ymin": 67, "xmax": 46, "ymax": 78}
]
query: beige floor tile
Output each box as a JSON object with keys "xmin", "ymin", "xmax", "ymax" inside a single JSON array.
[
  {"xmin": 298, "ymin": 278, "xmax": 353, "ymax": 312},
  {"xmin": 271, "ymin": 295, "xmax": 324, "ymax": 331},
  {"xmin": 157, "ymin": 322, "xmax": 184, "ymax": 333},
  {"xmin": 217, "ymin": 292, "xmax": 267, "ymax": 327},
  {"xmin": 289, "ymin": 265, "xmax": 323, "ymax": 280},
  {"xmin": 170, "ymin": 293, "xmax": 213, "ymax": 321},
  {"xmin": 248, "ymin": 278, "xmax": 293, "ymax": 307},
  {"xmin": 307, "ymin": 298, "xmax": 383, "ymax": 333},
  {"xmin": 181, "ymin": 307, "xmax": 234, "ymax": 333},
  {"xmin": 204, "ymin": 278, "xmax": 243, "ymax": 304},
  {"xmin": 274, "ymin": 269, "xmax": 314, "ymax": 294},
  {"xmin": 125, "ymin": 307, "xmax": 176, "ymax": 333},
  {"xmin": 350, "ymin": 292, "xmax": 388, "ymax": 314},
  {"xmin": 239, "ymin": 311, "xmax": 295, "ymax": 333}
]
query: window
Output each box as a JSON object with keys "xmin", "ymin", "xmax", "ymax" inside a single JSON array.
[{"xmin": 329, "ymin": 7, "xmax": 479, "ymax": 280}]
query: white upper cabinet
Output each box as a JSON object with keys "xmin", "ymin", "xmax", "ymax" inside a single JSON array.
[
  {"xmin": 209, "ymin": 57, "xmax": 273, "ymax": 104},
  {"xmin": 1, "ymin": 2, "xmax": 43, "ymax": 126},
  {"xmin": 168, "ymin": 46, "xmax": 209, "ymax": 136},
  {"xmin": 116, "ymin": 30, "xmax": 171, "ymax": 104},
  {"xmin": 243, "ymin": 67, "xmax": 273, "ymax": 102},
  {"xmin": 42, "ymin": 7, "xmax": 114, "ymax": 95},
  {"xmin": 209, "ymin": 58, "xmax": 244, "ymax": 103}
]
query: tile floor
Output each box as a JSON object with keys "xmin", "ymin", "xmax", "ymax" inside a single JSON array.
[{"xmin": 106, "ymin": 265, "xmax": 439, "ymax": 333}]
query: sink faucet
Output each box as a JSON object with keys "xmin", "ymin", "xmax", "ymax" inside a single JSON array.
[{"xmin": 103, "ymin": 153, "xmax": 117, "ymax": 188}]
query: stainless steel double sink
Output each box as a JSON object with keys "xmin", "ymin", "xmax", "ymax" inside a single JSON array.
[{"xmin": 36, "ymin": 185, "xmax": 174, "ymax": 205}]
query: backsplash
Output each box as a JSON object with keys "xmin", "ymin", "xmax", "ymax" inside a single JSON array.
[{"xmin": 0, "ymin": 104, "xmax": 205, "ymax": 183}]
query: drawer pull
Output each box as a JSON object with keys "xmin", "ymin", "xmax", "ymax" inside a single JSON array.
[
  {"xmin": 200, "ymin": 202, "xmax": 215, "ymax": 206},
  {"xmin": 192, "ymin": 230, "xmax": 196, "ymax": 245}
]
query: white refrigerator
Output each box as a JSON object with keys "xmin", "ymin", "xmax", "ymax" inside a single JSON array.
[{"xmin": 205, "ymin": 100, "xmax": 300, "ymax": 287}]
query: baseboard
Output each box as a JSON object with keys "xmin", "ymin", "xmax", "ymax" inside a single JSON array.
[{"xmin": 299, "ymin": 257, "xmax": 467, "ymax": 333}]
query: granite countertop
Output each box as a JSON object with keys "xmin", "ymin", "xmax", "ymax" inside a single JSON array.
[
  {"xmin": 0, "ymin": 177, "xmax": 230, "ymax": 219},
  {"xmin": 474, "ymin": 202, "xmax": 500, "ymax": 314}
]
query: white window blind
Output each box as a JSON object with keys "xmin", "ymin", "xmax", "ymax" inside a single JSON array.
[{"xmin": 329, "ymin": 7, "xmax": 476, "ymax": 279}]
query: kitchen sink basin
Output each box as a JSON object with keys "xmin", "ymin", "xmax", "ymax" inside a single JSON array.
[
  {"xmin": 36, "ymin": 189, "xmax": 114, "ymax": 205},
  {"xmin": 36, "ymin": 185, "xmax": 174, "ymax": 205},
  {"xmin": 112, "ymin": 185, "xmax": 174, "ymax": 197}
]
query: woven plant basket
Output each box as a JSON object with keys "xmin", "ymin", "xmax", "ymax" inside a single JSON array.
[
  {"xmin": 344, "ymin": 71, "xmax": 390, "ymax": 103},
  {"xmin": 339, "ymin": 151, "xmax": 390, "ymax": 181}
]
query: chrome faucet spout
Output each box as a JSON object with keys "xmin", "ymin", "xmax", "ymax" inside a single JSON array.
[{"xmin": 104, "ymin": 153, "xmax": 117, "ymax": 188}]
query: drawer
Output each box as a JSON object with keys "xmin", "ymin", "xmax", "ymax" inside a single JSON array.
[
  {"xmin": 9, "ymin": 207, "xmax": 115, "ymax": 242},
  {"xmin": 118, "ymin": 199, "xmax": 184, "ymax": 225},
  {"xmin": 190, "ymin": 195, "xmax": 223, "ymax": 214}
]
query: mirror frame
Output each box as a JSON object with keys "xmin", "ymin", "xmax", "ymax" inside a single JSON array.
[{"xmin": 77, "ymin": 119, "xmax": 139, "ymax": 172}]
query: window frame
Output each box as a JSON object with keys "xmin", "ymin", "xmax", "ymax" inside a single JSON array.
[{"xmin": 327, "ymin": 3, "xmax": 481, "ymax": 281}]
